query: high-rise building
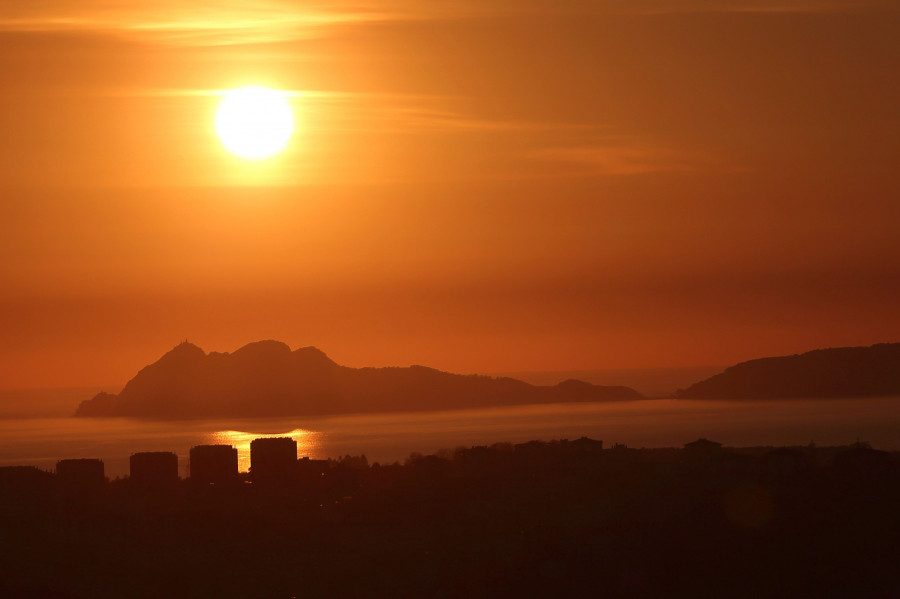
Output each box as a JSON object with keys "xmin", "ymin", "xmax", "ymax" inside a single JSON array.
[
  {"xmin": 250, "ymin": 437, "xmax": 297, "ymax": 484},
  {"xmin": 190, "ymin": 444, "xmax": 239, "ymax": 484},
  {"xmin": 130, "ymin": 451, "xmax": 179, "ymax": 486},
  {"xmin": 56, "ymin": 458, "xmax": 106, "ymax": 490}
]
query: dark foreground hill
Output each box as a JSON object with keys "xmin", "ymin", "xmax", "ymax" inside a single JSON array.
[
  {"xmin": 75, "ymin": 340, "xmax": 642, "ymax": 419},
  {"xmin": 676, "ymin": 343, "xmax": 900, "ymax": 399},
  {"xmin": 2, "ymin": 440, "xmax": 899, "ymax": 598}
]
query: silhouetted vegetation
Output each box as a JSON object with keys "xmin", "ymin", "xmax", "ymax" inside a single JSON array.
[
  {"xmin": 2, "ymin": 438, "xmax": 899, "ymax": 598},
  {"xmin": 74, "ymin": 340, "xmax": 642, "ymax": 419},
  {"xmin": 676, "ymin": 342, "xmax": 900, "ymax": 399}
]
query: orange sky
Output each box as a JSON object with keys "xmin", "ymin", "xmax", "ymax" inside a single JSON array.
[{"xmin": 1, "ymin": 1, "xmax": 898, "ymax": 388}]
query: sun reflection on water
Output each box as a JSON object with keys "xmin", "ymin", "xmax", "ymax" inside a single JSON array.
[{"xmin": 206, "ymin": 428, "xmax": 323, "ymax": 472}]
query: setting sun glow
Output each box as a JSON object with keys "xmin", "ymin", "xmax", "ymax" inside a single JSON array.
[
  {"xmin": 208, "ymin": 428, "xmax": 321, "ymax": 472},
  {"xmin": 215, "ymin": 86, "xmax": 294, "ymax": 160}
]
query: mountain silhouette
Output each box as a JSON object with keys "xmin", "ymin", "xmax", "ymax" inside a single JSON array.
[
  {"xmin": 675, "ymin": 342, "xmax": 900, "ymax": 399},
  {"xmin": 74, "ymin": 340, "xmax": 642, "ymax": 419}
]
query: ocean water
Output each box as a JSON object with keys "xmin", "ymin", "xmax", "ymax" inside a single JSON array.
[{"xmin": 1, "ymin": 397, "xmax": 899, "ymax": 478}]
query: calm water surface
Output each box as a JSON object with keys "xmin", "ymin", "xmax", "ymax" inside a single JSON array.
[{"xmin": 1, "ymin": 397, "xmax": 898, "ymax": 478}]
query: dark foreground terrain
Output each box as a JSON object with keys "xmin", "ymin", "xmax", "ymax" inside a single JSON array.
[{"xmin": 2, "ymin": 439, "xmax": 899, "ymax": 598}]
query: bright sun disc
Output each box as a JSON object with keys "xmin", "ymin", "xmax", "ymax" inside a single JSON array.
[{"xmin": 215, "ymin": 86, "xmax": 294, "ymax": 160}]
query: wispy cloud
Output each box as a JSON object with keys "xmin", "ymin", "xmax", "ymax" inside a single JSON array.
[
  {"xmin": 0, "ymin": 1, "xmax": 397, "ymax": 45},
  {"xmin": 374, "ymin": 107, "xmax": 607, "ymax": 135},
  {"xmin": 1, "ymin": 0, "xmax": 893, "ymax": 46},
  {"xmin": 126, "ymin": 87, "xmax": 556, "ymax": 137},
  {"xmin": 601, "ymin": 0, "xmax": 896, "ymax": 15},
  {"xmin": 530, "ymin": 142, "xmax": 740, "ymax": 176}
]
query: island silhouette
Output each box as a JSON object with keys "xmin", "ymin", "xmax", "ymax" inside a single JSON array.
[
  {"xmin": 676, "ymin": 342, "xmax": 900, "ymax": 399},
  {"xmin": 74, "ymin": 340, "xmax": 643, "ymax": 419}
]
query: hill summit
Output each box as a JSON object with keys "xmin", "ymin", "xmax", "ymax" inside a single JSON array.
[{"xmin": 75, "ymin": 341, "xmax": 642, "ymax": 419}]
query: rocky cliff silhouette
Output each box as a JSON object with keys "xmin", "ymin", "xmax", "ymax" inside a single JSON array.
[
  {"xmin": 74, "ymin": 340, "xmax": 642, "ymax": 419},
  {"xmin": 675, "ymin": 343, "xmax": 900, "ymax": 399}
]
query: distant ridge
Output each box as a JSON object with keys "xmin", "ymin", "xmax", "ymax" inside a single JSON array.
[
  {"xmin": 675, "ymin": 343, "xmax": 900, "ymax": 399},
  {"xmin": 75, "ymin": 340, "xmax": 643, "ymax": 419}
]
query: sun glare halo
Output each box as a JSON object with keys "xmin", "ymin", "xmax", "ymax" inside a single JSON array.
[{"xmin": 215, "ymin": 86, "xmax": 295, "ymax": 160}]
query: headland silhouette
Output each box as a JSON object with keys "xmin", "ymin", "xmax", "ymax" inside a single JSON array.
[{"xmin": 676, "ymin": 342, "xmax": 900, "ymax": 399}]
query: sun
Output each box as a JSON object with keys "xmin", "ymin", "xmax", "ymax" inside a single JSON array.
[{"xmin": 215, "ymin": 86, "xmax": 294, "ymax": 160}]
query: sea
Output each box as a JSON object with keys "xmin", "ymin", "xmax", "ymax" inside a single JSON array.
[{"xmin": 1, "ymin": 387, "xmax": 899, "ymax": 478}]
